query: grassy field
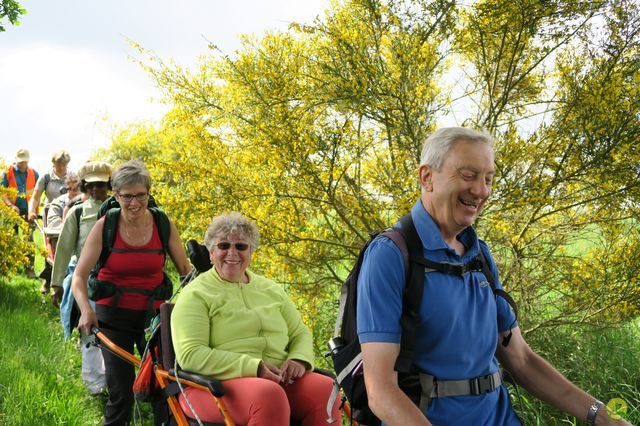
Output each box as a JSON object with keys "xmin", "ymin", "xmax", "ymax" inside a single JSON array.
[
  {"xmin": 0, "ymin": 274, "xmax": 104, "ymax": 425},
  {"xmin": 518, "ymin": 320, "xmax": 640, "ymax": 424},
  {"xmin": 2, "ymin": 271, "xmax": 638, "ymax": 425},
  {"xmin": 0, "ymin": 224, "xmax": 159, "ymax": 425}
]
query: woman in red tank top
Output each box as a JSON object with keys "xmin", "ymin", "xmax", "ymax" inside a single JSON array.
[{"xmin": 72, "ymin": 160, "xmax": 192, "ymax": 426}]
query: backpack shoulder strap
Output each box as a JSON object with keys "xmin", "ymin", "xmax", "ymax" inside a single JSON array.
[
  {"xmin": 95, "ymin": 208, "xmax": 121, "ymax": 271},
  {"xmin": 71, "ymin": 204, "xmax": 83, "ymax": 247},
  {"xmin": 476, "ymin": 244, "xmax": 519, "ymax": 346},
  {"xmin": 148, "ymin": 207, "xmax": 171, "ymax": 255},
  {"xmin": 380, "ymin": 229, "xmax": 409, "ymax": 276},
  {"xmin": 476, "ymin": 246, "xmax": 496, "ymax": 288},
  {"xmin": 44, "ymin": 173, "xmax": 50, "ymax": 190},
  {"xmin": 394, "ymin": 213, "xmax": 426, "ymax": 373},
  {"xmin": 74, "ymin": 203, "xmax": 83, "ymax": 229}
]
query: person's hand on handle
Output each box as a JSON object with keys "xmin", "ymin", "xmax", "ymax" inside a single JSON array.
[
  {"xmin": 280, "ymin": 359, "xmax": 307, "ymax": 386},
  {"xmin": 77, "ymin": 308, "xmax": 99, "ymax": 336}
]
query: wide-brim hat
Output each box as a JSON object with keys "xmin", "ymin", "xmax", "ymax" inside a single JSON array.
[
  {"xmin": 15, "ymin": 149, "xmax": 30, "ymax": 162},
  {"xmin": 78, "ymin": 161, "xmax": 112, "ymax": 183}
]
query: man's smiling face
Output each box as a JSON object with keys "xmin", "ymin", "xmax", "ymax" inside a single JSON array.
[{"xmin": 420, "ymin": 138, "xmax": 495, "ymax": 239}]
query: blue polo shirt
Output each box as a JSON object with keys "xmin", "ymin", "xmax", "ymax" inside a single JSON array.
[
  {"xmin": 357, "ymin": 199, "xmax": 520, "ymax": 425},
  {"xmin": 2, "ymin": 165, "xmax": 39, "ymax": 213}
]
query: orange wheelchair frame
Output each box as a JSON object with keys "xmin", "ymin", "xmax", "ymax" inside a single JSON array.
[{"xmin": 93, "ymin": 321, "xmax": 235, "ymax": 426}]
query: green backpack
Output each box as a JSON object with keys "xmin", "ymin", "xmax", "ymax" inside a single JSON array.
[{"xmin": 87, "ymin": 195, "xmax": 173, "ymax": 320}]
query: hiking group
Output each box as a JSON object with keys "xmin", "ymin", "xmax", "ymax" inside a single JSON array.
[{"xmin": 1, "ymin": 128, "xmax": 631, "ymax": 426}]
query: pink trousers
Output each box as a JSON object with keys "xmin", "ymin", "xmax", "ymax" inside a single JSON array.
[{"xmin": 178, "ymin": 371, "xmax": 341, "ymax": 426}]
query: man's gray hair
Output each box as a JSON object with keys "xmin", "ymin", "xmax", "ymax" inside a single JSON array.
[
  {"xmin": 204, "ymin": 212, "xmax": 260, "ymax": 251},
  {"xmin": 110, "ymin": 160, "xmax": 152, "ymax": 192},
  {"xmin": 420, "ymin": 127, "xmax": 494, "ymax": 170}
]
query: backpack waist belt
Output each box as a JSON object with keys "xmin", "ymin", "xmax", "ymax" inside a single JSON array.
[{"xmin": 418, "ymin": 371, "xmax": 502, "ymax": 412}]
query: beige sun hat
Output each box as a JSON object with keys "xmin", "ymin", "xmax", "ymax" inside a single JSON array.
[
  {"xmin": 15, "ymin": 149, "xmax": 30, "ymax": 162},
  {"xmin": 78, "ymin": 161, "xmax": 112, "ymax": 182}
]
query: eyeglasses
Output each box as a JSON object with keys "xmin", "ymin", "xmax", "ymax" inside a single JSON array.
[
  {"xmin": 117, "ymin": 192, "xmax": 149, "ymax": 203},
  {"xmin": 215, "ymin": 242, "xmax": 250, "ymax": 251}
]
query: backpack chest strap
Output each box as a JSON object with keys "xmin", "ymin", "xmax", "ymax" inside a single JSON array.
[
  {"xmin": 110, "ymin": 247, "xmax": 164, "ymax": 254},
  {"xmin": 412, "ymin": 256, "xmax": 483, "ymax": 276},
  {"xmin": 418, "ymin": 371, "xmax": 503, "ymax": 412}
]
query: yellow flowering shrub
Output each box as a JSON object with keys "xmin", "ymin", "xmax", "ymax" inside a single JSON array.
[
  {"xmin": 0, "ymin": 186, "xmax": 32, "ymax": 276},
  {"xmin": 101, "ymin": 0, "xmax": 639, "ymax": 347}
]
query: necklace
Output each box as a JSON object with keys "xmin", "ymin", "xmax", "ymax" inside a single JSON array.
[{"xmin": 123, "ymin": 213, "xmax": 150, "ymax": 245}]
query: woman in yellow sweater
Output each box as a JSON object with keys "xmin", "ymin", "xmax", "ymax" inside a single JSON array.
[{"xmin": 172, "ymin": 212, "xmax": 340, "ymax": 425}]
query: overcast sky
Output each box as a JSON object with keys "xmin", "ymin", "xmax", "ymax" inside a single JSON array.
[{"xmin": 0, "ymin": 0, "xmax": 328, "ymax": 174}]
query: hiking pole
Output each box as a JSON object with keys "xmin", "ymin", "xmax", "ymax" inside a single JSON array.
[
  {"xmin": 34, "ymin": 217, "xmax": 44, "ymax": 234},
  {"xmin": 34, "ymin": 216, "xmax": 57, "ymax": 268},
  {"xmin": 34, "ymin": 217, "xmax": 47, "ymax": 246},
  {"xmin": 174, "ymin": 268, "xmax": 197, "ymax": 295}
]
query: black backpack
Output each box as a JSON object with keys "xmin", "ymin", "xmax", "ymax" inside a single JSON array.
[
  {"xmin": 327, "ymin": 214, "xmax": 518, "ymax": 425},
  {"xmin": 87, "ymin": 195, "xmax": 174, "ymax": 323}
]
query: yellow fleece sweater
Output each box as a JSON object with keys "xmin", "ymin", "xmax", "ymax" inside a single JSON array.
[{"xmin": 171, "ymin": 266, "xmax": 315, "ymax": 380}]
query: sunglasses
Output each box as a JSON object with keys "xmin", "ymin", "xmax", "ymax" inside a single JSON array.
[
  {"xmin": 215, "ymin": 242, "xmax": 250, "ymax": 251},
  {"xmin": 86, "ymin": 181, "xmax": 108, "ymax": 189}
]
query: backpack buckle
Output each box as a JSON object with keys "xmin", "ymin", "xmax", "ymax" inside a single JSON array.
[{"xmin": 470, "ymin": 374, "xmax": 496, "ymax": 395}]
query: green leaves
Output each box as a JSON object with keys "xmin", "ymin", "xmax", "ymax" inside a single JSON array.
[{"xmin": 0, "ymin": 0, "xmax": 26, "ymax": 32}]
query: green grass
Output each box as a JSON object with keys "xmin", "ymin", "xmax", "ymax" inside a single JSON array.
[
  {"xmin": 0, "ymin": 230, "xmax": 159, "ymax": 426},
  {"xmin": 515, "ymin": 320, "xmax": 640, "ymax": 424},
  {"xmin": 0, "ymin": 275, "xmax": 104, "ymax": 425}
]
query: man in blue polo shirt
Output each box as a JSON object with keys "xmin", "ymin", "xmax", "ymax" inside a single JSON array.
[{"xmin": 357, "ymin": 128, "xmax": 629, "ymax": 425}]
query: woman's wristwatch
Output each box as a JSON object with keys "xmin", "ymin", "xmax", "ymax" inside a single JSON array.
[{"xmin": 586, "ymin": 399, "xmax": 604, "ymax": 425}]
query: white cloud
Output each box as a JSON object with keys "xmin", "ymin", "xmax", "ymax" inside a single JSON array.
[
  {"xmin": 0, "ymin": 43, "xmax": 166, "ymax": 172},
  {"xmin": 0, "ymin": 0, "xmax": 330, "ymax": 174}
]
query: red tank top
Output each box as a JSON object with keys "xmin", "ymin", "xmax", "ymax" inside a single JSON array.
[{"xmin": 97, "ymin": 220, "xmax": 165, "ymax": 310}]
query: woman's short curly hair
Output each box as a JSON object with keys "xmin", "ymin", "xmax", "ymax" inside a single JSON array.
[
  {"xmin": 111, "ymin": 160, "xmax": 151, "ymax": 192},
  {"xmin": 204, "ymin": 212, "xmax": 259, "ymax": 251}
]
